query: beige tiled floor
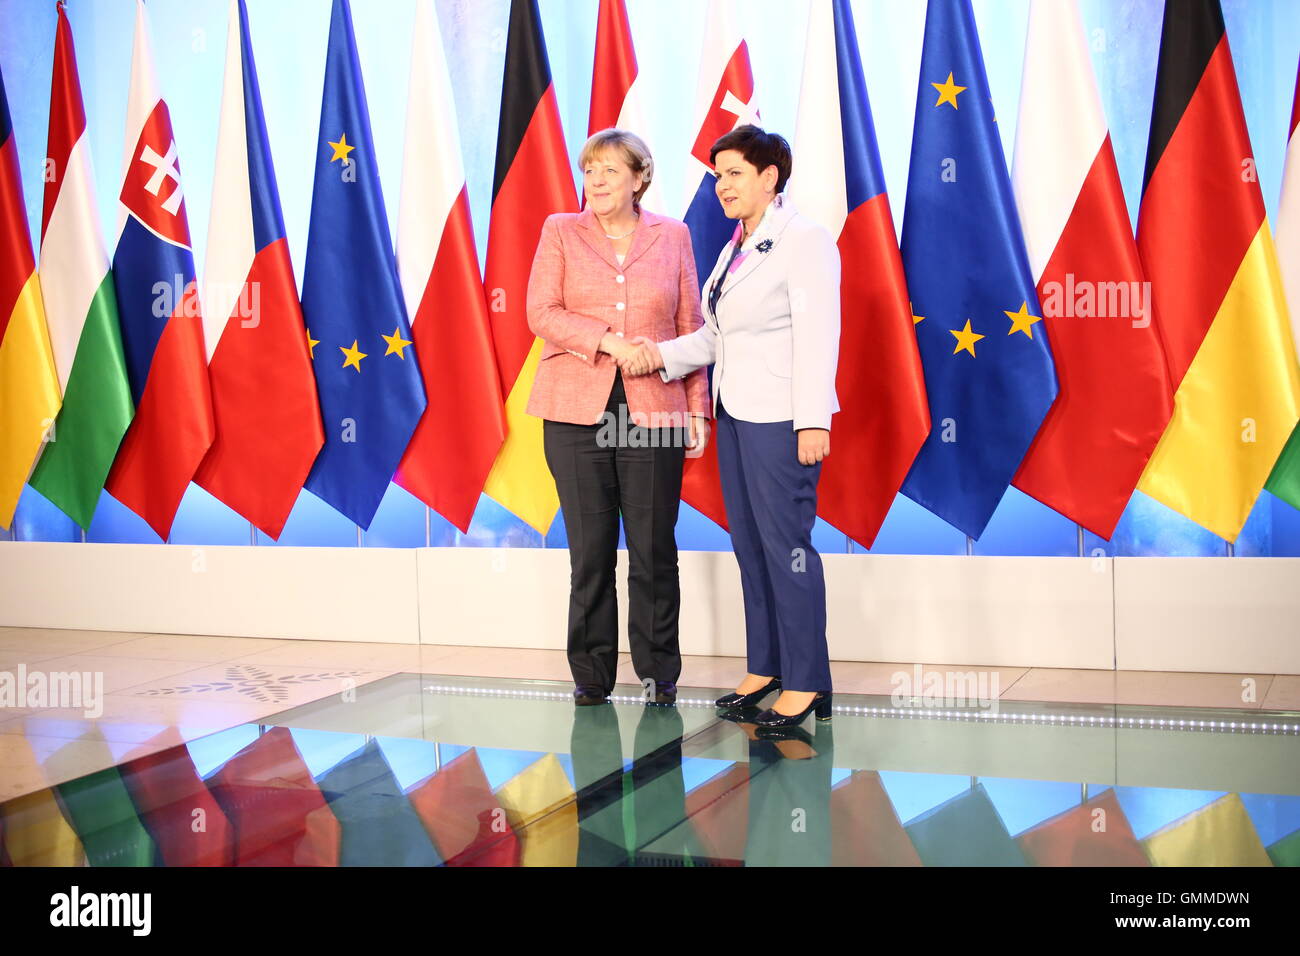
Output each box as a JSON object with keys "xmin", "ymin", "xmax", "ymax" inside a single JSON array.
[{"xmin": 1, "ymin": 625, "xmax": 1297, "ymax": 803}]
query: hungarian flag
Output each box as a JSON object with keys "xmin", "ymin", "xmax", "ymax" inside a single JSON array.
[
  {"xmin": 1265, "ymin": 55, "xmax": 1300, "ymax": 510},
  {"xmin": 899, "ymin": 0, "xmax": 1057, "ymax": 539},
  {"xmin": 1010, "ymin": 0, "xmax": 1173, "ymax": 540},
  {"xmin": 55, "ymin": 765, "xmax": 158, "ymax": 867},
  {"xmin": 790, "ymin": 0, "xmax": 929, "ymax": 549},
  {"xmin": 587, "ymin": 0, "xmax": 664, "ymax": 213},
  {"xmin": 0, "ymin": 63, "xmax": 60, "ymax": 529},
  {"xmin": 193, "ymin": 0, "xmax": 323, "ymax": 540},
  {"xmin": 1134, "ymin": 0, "xmax": 1300, "ymax": 540},
  {"xmin": 301, "ymin": 0, "xmax": 426, "ymax": 529},
  {"xmin": 481, "ymin": 0, "xmax": 574, "ymax": 534},
  {"xmin": 394, "ymin": 0, "xmax": 504, "ymax": 533},
  {"xmin": 679, "ymin": 0, "xmax": 760, "ymax": 530},
  {"xmin": 106, "ymin": 0, "xmax": 215, "ymax": 540},
  {"xmin": 27, "ymin": 0, "xmax": 133, "ymax": 531}
]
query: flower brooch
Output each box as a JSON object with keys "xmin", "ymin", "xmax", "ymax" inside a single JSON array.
[{"xmin": 756, "ymin": 238, "xmax": 774, "ymax": 253}]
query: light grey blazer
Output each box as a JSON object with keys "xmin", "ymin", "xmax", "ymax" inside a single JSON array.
[{"xmin": 657, "ymin": 196, "xmax": 841, "ymax": 431}]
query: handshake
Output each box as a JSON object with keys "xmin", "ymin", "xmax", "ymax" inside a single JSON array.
[{"xmin": 604, "ymin": 334, "xmax": 664, "ymax": 377}]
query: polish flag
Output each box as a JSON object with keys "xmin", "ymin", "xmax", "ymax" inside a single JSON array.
[
  {"xmin": 193, "ymin": 0, "xmax": 323, "ymax": 540},
  {"xmin": 587, "ymin": 0, "xmax": 663, "ymax": 212},
  {"xmin": 789, "ymin": 0, "xmax": 929, "ymax": 549},
  {"xmin": 394, "ymin": 0, "xmax": 505, "ymax": 533},
  {"xmin": 679, "ymin": 0, "xmax": 759, "ymax": 530},
  {"xmin": 1010, "ymin": 0, "xmax": 1172, "ymax": 539},
  {"xmin": 105, "ymin": 0, "xmax": 214, "ymax": 540}
]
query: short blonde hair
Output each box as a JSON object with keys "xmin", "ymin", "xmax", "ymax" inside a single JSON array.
[{"xmin": 579, "ymin": 128, "xmax": 654, "ymax": 207}]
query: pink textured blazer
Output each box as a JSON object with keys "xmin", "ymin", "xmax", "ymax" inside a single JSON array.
[{"xmin": 525, "ymin": 207, "xmax": 710, "ymax": 426}]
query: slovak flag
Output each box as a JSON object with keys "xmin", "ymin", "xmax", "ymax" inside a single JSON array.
[
  {"xmin": 106, "ymin": 0, "xmax": 214, "ymax": 540},
  {"xmin": 680, "ymin": 0, "xmax": 759, "ymax": 530},
  {"xmin": 789, "ymin": 0, "xmax": 929, "ymax": 549},
  {"xmin": 194, "ymin": 0, "xmax": 324, "ymax": 540}
]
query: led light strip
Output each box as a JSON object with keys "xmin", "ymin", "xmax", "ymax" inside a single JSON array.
[{"xmin": 418, "ymin": 684, "xmax": 1300, "ymax": 734}]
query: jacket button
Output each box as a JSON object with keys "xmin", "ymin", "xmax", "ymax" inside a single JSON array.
[
  {"xmin": 616, "ymin": 274, "xmax": 625, "ymax": 284},
  {"xmin": 615, "ymin": 302, "xmax": 625, "ymax": 311}
]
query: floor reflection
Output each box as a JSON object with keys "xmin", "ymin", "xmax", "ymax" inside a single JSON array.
[{"xmin": 1, "ymin": 674, "xmax": 1297, "ymax": 866}]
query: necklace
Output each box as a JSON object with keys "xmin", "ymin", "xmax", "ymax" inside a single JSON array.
[{"xmin": 603, "ymin": 215, "xmax": 639, "ymax": 240}]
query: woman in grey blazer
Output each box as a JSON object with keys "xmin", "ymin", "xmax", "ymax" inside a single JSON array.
[{"xmin": 625, "ymin": 125, "xmax": 841, "ymax": 728}]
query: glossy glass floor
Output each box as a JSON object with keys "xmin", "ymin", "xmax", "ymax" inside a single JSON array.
[{"xmin": 1, "ymin": 673, "xmax": 1298, "ymax": 866}]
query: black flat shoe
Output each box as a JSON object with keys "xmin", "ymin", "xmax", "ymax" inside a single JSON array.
[
  {"xmin": 650, "ymin": 681, "xmax": 677, "ymax": 705},
  {"xmin": 752, "ymin": 692, "xmax": 832, "ymax": 727},
  {"xmin": 574, "ymin": 685, "xmax": 609, "ymax": 706},
  {"xmin": 715, "ymin": 677, "xmax": 781, "ymax": 709}
]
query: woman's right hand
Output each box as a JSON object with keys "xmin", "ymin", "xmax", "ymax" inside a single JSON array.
[{"xmin": 600, "ymin": 332, "xmax": 638, "ymax": 366}]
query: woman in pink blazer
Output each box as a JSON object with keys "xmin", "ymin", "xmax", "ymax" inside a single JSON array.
[{"xmin": 526, "ymin": 128, "xmax": 710, "ymax": 707}]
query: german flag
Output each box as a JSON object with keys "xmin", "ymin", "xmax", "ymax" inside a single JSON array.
[
  {"xmin": 1134, "ymin": 0, "xmax": 1300, "ymax": 540},
  {"xmin": 481, "ymin": 0, "xmax": 576, "ymax": 533},
  {"xmin": 0, "ymin": 64, "xmax": 60, "ymax": 529}
]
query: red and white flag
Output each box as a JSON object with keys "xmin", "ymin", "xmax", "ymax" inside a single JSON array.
[
  {"xmin": 395, "ymin": 0, "xmax": 505, "ymax": 533},
  {"xmin": 1010, "ymin": 0, "xmax": 1172, "ymax": 539},
  {"xmin": 194, "ymin": 0, "xmax": 323, "ymax": 540}
]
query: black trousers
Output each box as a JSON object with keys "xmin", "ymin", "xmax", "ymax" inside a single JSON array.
[{"xmin": 542, "ymin": 372, "xmax": 687, "ymax": 694}]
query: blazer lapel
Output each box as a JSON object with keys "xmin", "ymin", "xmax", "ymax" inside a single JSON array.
[
  {"xmin": 618, "ymin": 210, "xmax": 662, "ymax": 270},
  {"xmin": 574, "ymin": 208, "xmax": 620, "ymax": 271},
  {"xmin": 717, "ymin": 199, "xmax": 800, "ymax": 304}
]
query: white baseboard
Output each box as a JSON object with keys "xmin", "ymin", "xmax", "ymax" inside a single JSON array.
[{"xmin": 2, "ymin": 543, "xmax": 1297, "ymax": 674}]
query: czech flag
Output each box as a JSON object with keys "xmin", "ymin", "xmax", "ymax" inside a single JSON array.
[
  {"xmin": 106, "ymin": 0, "xmax": 215, "ymax": 541},
  {"xmin": 789, "ymin": 0, "xmax": 929, "ymax": 549},
  {"xmin": 194, "ymin": 0, "xmax": 323, "ymax": 540}
]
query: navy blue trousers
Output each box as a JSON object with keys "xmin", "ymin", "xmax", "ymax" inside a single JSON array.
[{"xmin": 714, "ymin": 399, "xmax": 832, "ymax": 693}]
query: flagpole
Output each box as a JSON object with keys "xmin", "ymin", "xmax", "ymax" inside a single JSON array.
[
  {"xmin": 965, "ymin": 535, "xmax": 973, "ymax": 556},
  {"xmin": 1077, "ymin": 525, "xmax": 1084, "ymax": 558},
  {"xmin": 249, "ymin": 521, "xmax": 256, "ymax": 546},
  {"xmin": 424, "ymin": 506, "xmax": 431, "ymax": 548}
]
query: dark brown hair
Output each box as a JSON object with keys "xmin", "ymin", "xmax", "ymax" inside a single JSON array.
[{"xmin": 709, "ymin": 124, "xmax": 792, "ymax": 194}]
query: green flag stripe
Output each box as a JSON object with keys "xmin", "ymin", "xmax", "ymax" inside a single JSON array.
[{"xmin": 28, "ymin": 273, "xmax": 133, "ymax": 527}]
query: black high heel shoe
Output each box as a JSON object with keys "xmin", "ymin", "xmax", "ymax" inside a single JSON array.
[
  {"xmin": 752, "ymin": 692, "xmax": 832, "ymax": 727},
  {"xmin": 715, "ymin": 677, "xmax": 781, "ymax": 709}
]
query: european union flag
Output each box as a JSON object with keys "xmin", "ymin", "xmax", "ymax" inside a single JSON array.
[
  {"xmin": 301, "ymin": 0, "xmax": 426, "ymax": 528},
  {"xmin": 899, "ymin": 0, "xmax": 1057, "ymax": 539}
]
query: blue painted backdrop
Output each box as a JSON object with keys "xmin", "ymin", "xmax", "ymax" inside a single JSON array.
[{"xmin": 1, "ymin": 0, "xmax": 1298, "ymax": 556}]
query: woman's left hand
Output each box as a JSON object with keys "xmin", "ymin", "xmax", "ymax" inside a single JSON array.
[
  {"xmin": 687, "ymin": 415, "xmax": 710, "ymax": 459},
  {"xmin": 797, "ymin": 428, "xmax": 830, "ymax": 465}
]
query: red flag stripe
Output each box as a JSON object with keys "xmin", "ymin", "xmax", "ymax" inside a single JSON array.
[{"xmin": 396, "ymin": 188, "xmax": 505, "ymax": 531}]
